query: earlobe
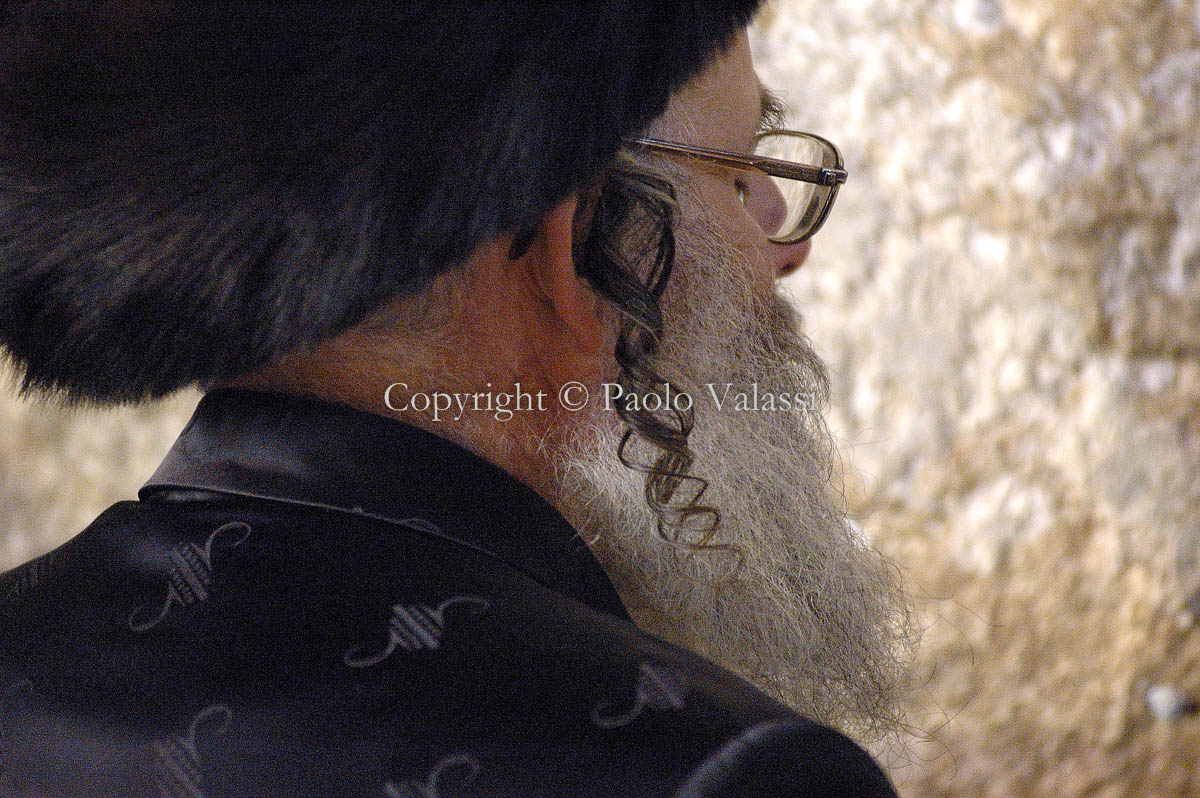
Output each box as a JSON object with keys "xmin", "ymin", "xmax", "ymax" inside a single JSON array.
[{"xmin": 523, "ymin": 192, "xmax": 607, "ymax": 358}]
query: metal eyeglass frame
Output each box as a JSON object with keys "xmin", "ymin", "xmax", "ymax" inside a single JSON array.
[{"xmin": 623, "ymin": 130, "xmax": 848, "ymax": 244}]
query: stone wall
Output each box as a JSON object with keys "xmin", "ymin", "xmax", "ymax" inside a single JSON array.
[
  {"xmin": 1, "ymin": 2, "xmax": 1198, "ymax": 794},
  {"xmin": 0, "ymin": 388, "xmax": 198, "ymax": 568},
  {"xmin": 752, "ymin": 0, "xmax": 1200, "ymax": 794}
]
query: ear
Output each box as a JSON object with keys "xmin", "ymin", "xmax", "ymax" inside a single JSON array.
[{"xmin": 518, "ymin": 189, "xmax": 606, "ymax": 357}]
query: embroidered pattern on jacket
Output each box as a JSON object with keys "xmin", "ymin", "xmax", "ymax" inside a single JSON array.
[
  {"xmin": 384, "ymin": 753, "xmax": 480, "ymax": 798},
  {"xmin": 128, "ymin": 521, "xmax": 252, "ymax": 633},
  {"xmin": 0, "ymin": 554, "xmax": 56, "ymax": 603},
  {"xmin": 591, "ymin": 662, "xmax": 688, "ymax": 729},
  {"xmin": 151, "ymin": 703, "xmax": 232, "ymax": 798},
  {"xmin": 344, "ymin": 595, "xmax": 491, "ymax": 668}
]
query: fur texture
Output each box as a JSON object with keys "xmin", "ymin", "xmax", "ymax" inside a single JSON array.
[{"xmin": 0, "ymin": 0, "xmax": 759, "ymax": 405}]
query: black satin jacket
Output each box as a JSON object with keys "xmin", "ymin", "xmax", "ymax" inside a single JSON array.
[{"xmin": 0, "ymin": 389, "xmax": 897, "ymax": 797}]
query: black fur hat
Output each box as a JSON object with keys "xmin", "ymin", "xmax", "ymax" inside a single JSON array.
[{"xmin": 0, "ymin": 0, "xmax": 760, "ymax": 405}]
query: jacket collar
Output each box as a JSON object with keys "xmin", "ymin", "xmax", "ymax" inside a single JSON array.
[{"xmin": 140, "ymin": 388, "xmax": 630, "ymax": 620}]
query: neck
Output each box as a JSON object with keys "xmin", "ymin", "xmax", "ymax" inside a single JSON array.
[{"xmin": 219, "ymin": 337, "xmax": 573, "ymax": 511}]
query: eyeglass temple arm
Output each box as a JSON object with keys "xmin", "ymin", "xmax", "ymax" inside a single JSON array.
[{"xmin": 624, "ymin": 137, "xmax": 848, "ymax": 187}]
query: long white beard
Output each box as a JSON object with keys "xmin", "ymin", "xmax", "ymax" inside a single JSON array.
[{"xmin": 554, "ymin": 204, "xmax": 914, "ymax": 742}]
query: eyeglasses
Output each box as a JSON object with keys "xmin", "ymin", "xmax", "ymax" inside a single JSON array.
[{"xmin": 624, "ymin": 131, "xmax": 847, "ymax": 244}]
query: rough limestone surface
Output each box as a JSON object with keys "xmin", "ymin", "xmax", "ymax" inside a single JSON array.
[
  {"xmin": 2, "ymin": 1, "xmax": 1198, "ymax": 795},
  {"xmin": 0, "ymin": 389, "xmax": 199, "ymax": 569},
  {"xmin": 753, "ymin": 0, "xmax": 1200, "ymax": 795}
]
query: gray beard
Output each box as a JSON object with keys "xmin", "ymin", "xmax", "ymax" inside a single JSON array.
[{"xmin": 554, "ymin": 206, "xmax": 914, "ymax": 742}]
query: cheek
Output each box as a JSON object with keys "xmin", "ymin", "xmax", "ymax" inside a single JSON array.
[
  {"xmin": 689, "ymin": 176, "xmax": 769, "ymax": 249},
  {"xmin": 676, "ymin": 179, "xmax": 778, "ymax": 295},
  {"xmin": 743, "ymin": 174, "xmax": 787, "ymax": 238}
]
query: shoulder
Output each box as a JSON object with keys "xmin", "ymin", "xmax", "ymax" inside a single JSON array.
[{"xmin": 0, "ymin": 497, "xmax": 895, "ymax": 797}]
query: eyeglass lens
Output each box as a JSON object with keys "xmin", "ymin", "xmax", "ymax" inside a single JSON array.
[{"xmin": 755, "ymin": 133, "xmax": 837, "ymax": 241}]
